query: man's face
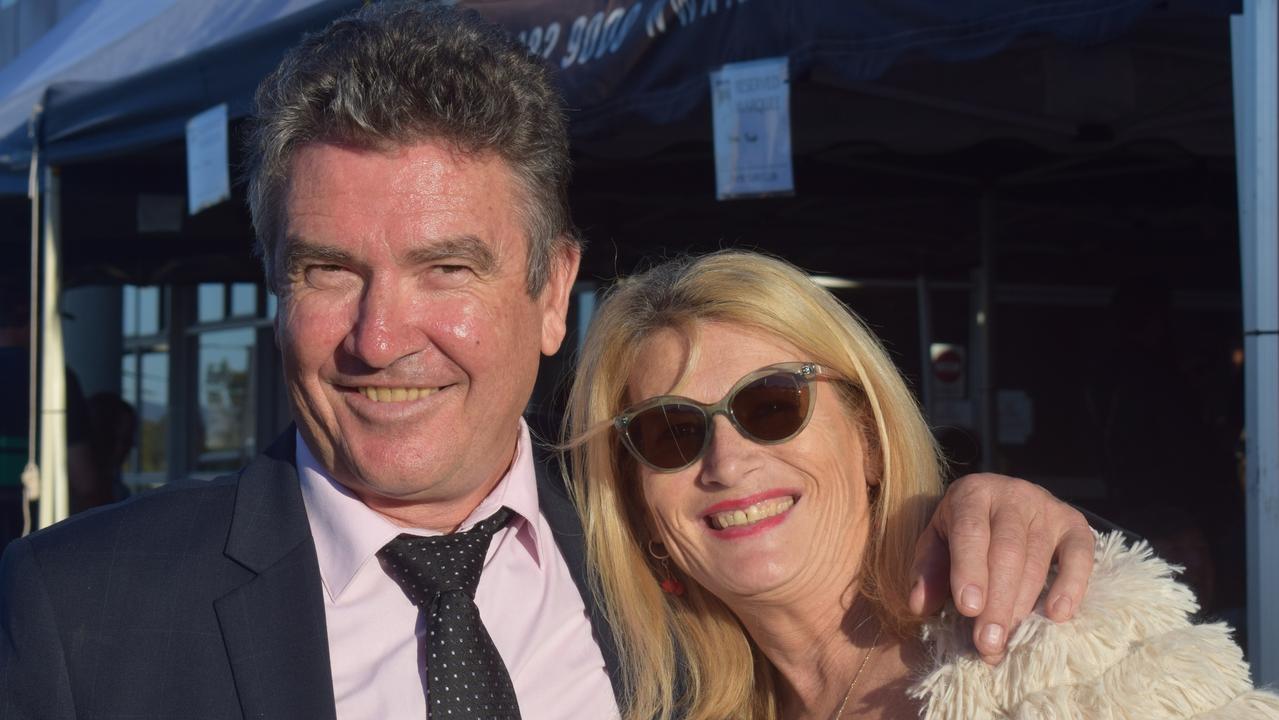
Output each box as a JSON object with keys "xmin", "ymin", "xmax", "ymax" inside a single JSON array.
[{"xmin": 276, "ymin": 140, "xmax": 578, "ymax": 529}]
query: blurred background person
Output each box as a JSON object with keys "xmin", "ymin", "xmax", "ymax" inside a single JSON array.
[{"xmin": 84, "ymin": 391, "xmax": 135, "ymax": 511}]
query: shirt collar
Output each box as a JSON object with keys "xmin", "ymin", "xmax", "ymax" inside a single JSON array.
[{"xmin": 298, "ymin": 419, "xmax": 545, "ymax": 602}]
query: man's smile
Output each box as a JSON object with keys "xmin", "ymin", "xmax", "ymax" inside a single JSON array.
[{"xmin": 353, "ymin": 386, "xmax": 441, "ymax": 402}]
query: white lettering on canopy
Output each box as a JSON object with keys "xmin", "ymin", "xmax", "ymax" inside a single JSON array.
[
  {"xmin": 647, "ymin": 0, "xmax": 750, "ymax": 38},
  {"xmin": 512, "ymin": 0, "xmax": 749, "ymax": 68},
  {"xmin": 516, "ymin": 4, "xmax": 643, "ymax": 68}
]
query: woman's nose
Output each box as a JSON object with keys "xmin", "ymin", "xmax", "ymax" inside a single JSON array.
[{"xmin": 698, "ymin": 414, "xmax": 761, "ymax": 485}]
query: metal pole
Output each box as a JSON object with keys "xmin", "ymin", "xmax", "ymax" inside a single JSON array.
[
  {"xmin": 36, "ymin": 164, "xmax": 68, "ymax": 529},
  {"xmin": 576, "ymin": 284, "xmax": 598, "ymax": 350},
  {"xmin": 916, "ymin": 274, "xmax": 934, "ymax": 419},
  {"xmin": 1231, "ymin": 0, "xmax": 1279, "ymax": 686},
  {"xmin": 976, "ymin": 192, "xmax": 996, "ymax": 471}
]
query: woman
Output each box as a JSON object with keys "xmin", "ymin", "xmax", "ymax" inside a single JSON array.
[{"xmin": 564, "ymin": 250, "xmax": 1279, "ymax": 719}]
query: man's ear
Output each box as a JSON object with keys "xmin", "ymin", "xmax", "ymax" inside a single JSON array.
[{"xmin": 539, "ymin": 239, "xmax": 582, "ymax": 357}]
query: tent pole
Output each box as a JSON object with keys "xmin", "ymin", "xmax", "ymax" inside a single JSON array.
[
  {"xmin": 20, "ymin": 103, "xmax": 42, "ymax": 537},
  {"xmin": 36, "ymin": 164, "xmax": 67, "ymax": 529},
  {"xmin": 1231, "ymin": 0, "xmax": 1279, "ymax": 686}
]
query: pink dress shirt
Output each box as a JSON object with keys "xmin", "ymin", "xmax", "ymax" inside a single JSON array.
[{"xmin": 297, "ymin": 422, "xmax": 620, "ymax": 719}]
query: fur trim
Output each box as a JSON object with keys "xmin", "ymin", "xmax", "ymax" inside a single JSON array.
[{"xmin": 909, "ymin": 532, "xmax": 1279, "ymax": 719}]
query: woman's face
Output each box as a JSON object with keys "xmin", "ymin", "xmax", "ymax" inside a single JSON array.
[{"xmin": 626, "ymin": 322, "xmax": 876, "ymax": 607}]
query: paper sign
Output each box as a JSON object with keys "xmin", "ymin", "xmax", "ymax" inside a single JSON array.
[
  {"xmin": 186, "ymin": 104, "xmax": 230, "ymax": 215},
  {"xmin": 932, "ymin": 398, "xmax": 975, "ymax": 429},
  {"xmin": 710, "ymin": 57, "xmax": 794, "ymax": 199}
]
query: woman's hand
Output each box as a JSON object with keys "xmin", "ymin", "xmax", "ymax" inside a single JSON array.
[{"xmin": 909, "ymin": 474, "xmax": 1095, "ymax": 663}]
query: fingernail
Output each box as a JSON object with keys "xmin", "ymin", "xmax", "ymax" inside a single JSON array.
[
  {"xmin": 960, "ymin": 584, "xmax": 983, "ymax": 612},
  {"xmin": 981, "ymin": 623, "xmax": 1005, "ymax": 650},
  {"xmin": 1051, "ymin": 595, "xmax": 1072, "ymax": 619}
]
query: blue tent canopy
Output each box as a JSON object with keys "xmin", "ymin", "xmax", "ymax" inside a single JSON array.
[
  {"xmin": 0, "ymin": 0, "xmax": 349, "ymax": 173},
  {"xmin": 0, "ymin": 0, "xmax": 1236, "ymax": 177},
  {"xmin": 490, "ymin": 0, "xmax": 1169, "ymax": 137}
]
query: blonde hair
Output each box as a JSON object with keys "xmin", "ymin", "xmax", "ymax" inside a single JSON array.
[{"xmin": 562, "ymin": 251, "xmax": 944, "ymax": 720}]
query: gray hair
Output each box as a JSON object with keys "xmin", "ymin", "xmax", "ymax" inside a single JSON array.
[{"xmin": 245, "ymin": 2, "xmax": 577, "ymax": 296}]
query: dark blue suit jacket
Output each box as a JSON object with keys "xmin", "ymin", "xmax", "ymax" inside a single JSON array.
[{"xmin": 0, "ymin": 431, "xmax": 622, "ymax": 718}]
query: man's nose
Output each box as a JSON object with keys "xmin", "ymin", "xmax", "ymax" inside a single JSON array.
[
  {"xmin": 343, "ymin": 277, "xmax": 426, "ymax": 369},
  {"xmin": 699, "ymin": 415, "xmax": 760, "ymax": 485}
]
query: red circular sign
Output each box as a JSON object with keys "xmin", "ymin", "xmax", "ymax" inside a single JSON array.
[{"xmin": 933, "ymin": 349, "xmax": 962, "ymax": 384}]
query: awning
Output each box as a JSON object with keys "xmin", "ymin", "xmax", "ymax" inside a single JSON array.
[
  {"xmin": 0, "ymin": 0, "xmax": 348, "ymax": 172},
  {"xmin": 0, "ymin": 0, "xmax": 1237, "ymax": 178},
  {"xmin": 0, "ymin": 0, "xmax": 179, "ymax": 163},
  {"xmin": 484, "ymin": 0, "xmax": 1226, "ymax": 138}
]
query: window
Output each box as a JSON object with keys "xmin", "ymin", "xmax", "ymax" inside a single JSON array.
[
  {"xmin": 186, "ymin": 282, "xmax": 281, "ymax": 479},
  {"xmin": 119, "ymin": 282, "xmax": 285, "ymax": 484},
  {"xmin": 230, "ymin": 283, "xmax": 258, "ymax": 317},
  {"xmin": 194, "ymin": 328, "xmax": 256, "ymax": 473},
  {"xmin": 197, "ymin": 283, "xmax": 225, "ymax": 323},
  {"xmin": 120, "ymin": 286, "xmax": 168, "ymax": 488}
]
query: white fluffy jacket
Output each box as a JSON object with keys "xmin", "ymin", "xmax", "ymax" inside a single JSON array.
[{"xmin": 909, "ymin": 532, "xmax": 1279, "ymax": 719}]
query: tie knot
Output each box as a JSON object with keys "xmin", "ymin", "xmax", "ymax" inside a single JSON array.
[{"xmin": 379, "ymin": 508, "xmax": 513, "ymax": 604}]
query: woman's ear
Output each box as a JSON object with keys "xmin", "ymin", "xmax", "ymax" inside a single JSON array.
[
  {"xmin": 837, "ymin": 382, "xmax": 882, "ymax": 488},
  {"xmin": 860, "ymin": 424, "xmax": 883, "ymax": 488},
  {"xmin": 623, "ymin": 471, "xmax": 662, "ymax": 540}
]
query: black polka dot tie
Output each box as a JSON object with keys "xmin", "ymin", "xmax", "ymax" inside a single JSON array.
[{"xmin": 379, "ymin": 508, "xmax": 522, "ymax": 720}]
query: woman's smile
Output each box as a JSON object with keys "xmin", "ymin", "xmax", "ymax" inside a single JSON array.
[{"xmin": 703, "ymin": 492, "xmax": 800, "ymax": 535}]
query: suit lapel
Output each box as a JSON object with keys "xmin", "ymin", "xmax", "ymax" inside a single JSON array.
[
  {"xmin": 534, "ymin": 458, "xmax": 625, "ymax": 705},
  {"xmin": 215, "ymin": 430, "xmax": 337, "ymax": 720}
]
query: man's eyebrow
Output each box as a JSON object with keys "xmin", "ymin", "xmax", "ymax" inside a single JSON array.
[
  {"xmin": 404, "ymin": 236, "xmax": 497, "ymax": 274},
  {"xmin": 279, "ymin": 235, "xmax": 498, "ymax": 274},
  {"xmin": 281, "ymin": 239, "xmax": 356, "ymax": 272}
]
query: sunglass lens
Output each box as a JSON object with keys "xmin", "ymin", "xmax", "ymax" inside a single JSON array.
[
  {"xmin": 731, "ymin": 373, "xmax": 810, "ymax": 442},
  {"xmin": 627, "ymin": 403, "xmax": 707, "ymax": 470}
]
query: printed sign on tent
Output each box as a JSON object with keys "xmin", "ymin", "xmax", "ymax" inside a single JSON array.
[
  {"xmin": 710, "ymin": 57, "xmax": 794, "ymax": 200},
  {"xmin": 186, "ymin": 104, "xmax": 230, "ymax": 215}
]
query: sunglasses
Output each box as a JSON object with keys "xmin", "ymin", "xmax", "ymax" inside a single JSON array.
[{"xmin": 614, "ymin": 362, "xmax": 829, "ymax": 472}]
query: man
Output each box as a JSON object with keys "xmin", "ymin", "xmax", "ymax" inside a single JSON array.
[{"xmin": 0, "ymin": 5, "xmax": 1093, "ymax": 718}]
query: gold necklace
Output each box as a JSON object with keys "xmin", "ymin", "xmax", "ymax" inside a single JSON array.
[{"xmin": 832, "ymin": 624, "xmax": 882, "ymax": 720}]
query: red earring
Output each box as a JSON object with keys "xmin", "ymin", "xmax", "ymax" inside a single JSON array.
[{"xmin": 648, "ymin": 540, "xmax": 685, "ymax": 596}]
